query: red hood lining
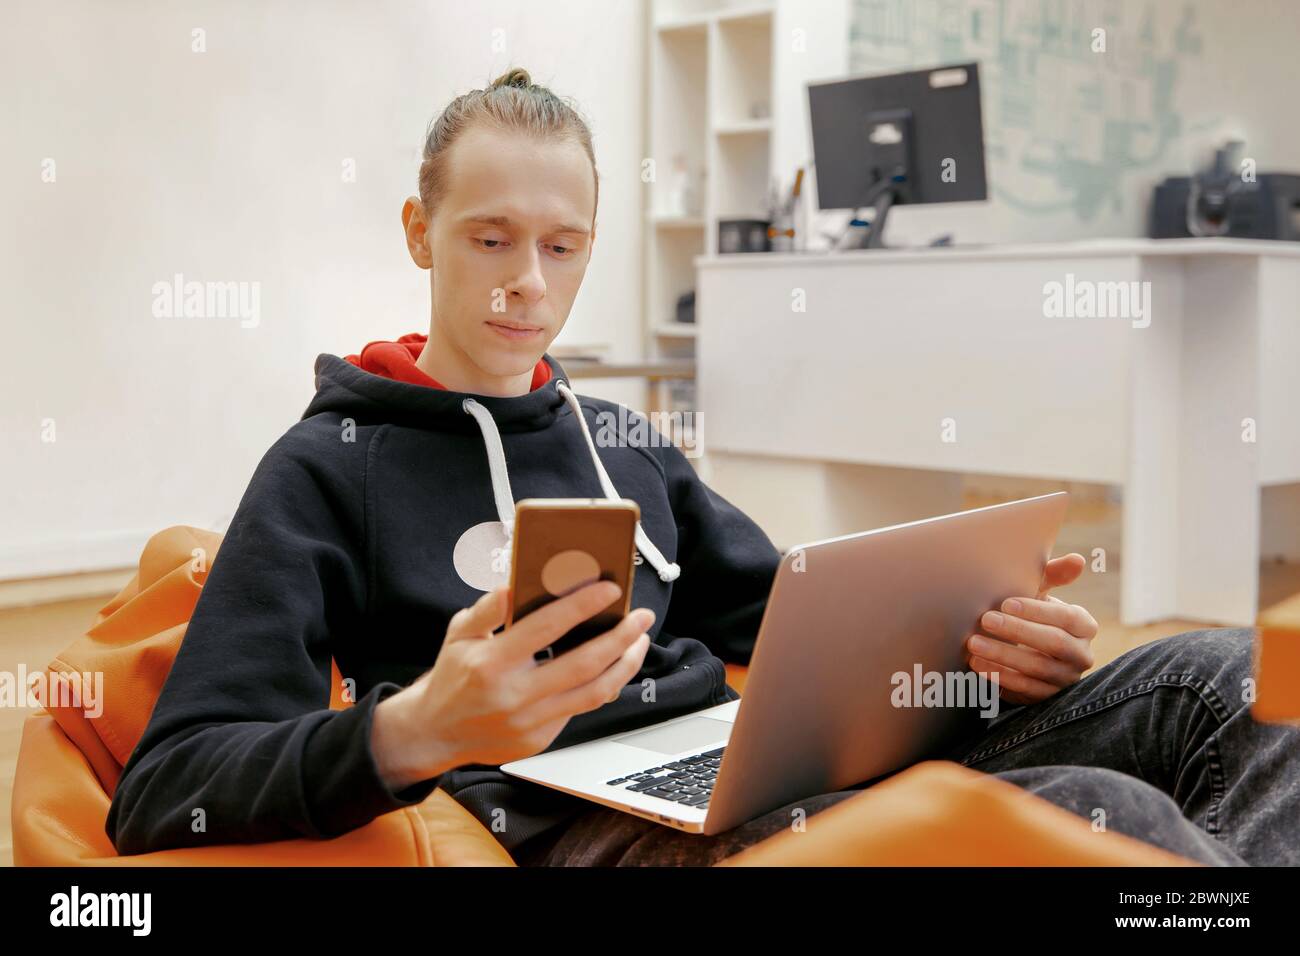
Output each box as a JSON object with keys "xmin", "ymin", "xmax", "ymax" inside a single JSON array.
[{"xmin": 344, "ymin": 333, "xmax": 553, "ymax": 392}]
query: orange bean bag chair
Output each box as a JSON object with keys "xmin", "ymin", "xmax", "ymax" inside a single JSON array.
[
  {"xmin": 17, "ymin": 524, "xmax": 1280, "ymax": 867},
  {"xmin": 1254, "ymin": 589, "xmax": 1300, "ymax": 725}
]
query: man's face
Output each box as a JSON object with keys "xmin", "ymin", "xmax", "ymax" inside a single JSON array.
[{"xmin": 405, "ymin": 124, "xmax": 596, "ymax": 381}]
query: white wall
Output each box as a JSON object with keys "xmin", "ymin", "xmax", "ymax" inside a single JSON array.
[
  {"xmin": 0, "ymin": 0, "xmax": 647, "ymax": 578},
  {"xmin": 838, "ymin": 0, "xmax": 1300, "ymax": 246}
]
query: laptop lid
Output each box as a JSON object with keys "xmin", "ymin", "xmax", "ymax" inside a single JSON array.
[{"xmin": 702, "ymin": 491, "xmax": 1069, "ymax": 834}]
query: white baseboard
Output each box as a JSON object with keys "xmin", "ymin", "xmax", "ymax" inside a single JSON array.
[
  {"xmin": 0, "ymin": 529, "xmax": 154, "ymax": 582},
  {"xmin": 0, "ymin": 568, "xmax": 134, "ymax": 611},
  {"xmin": 0, "ymin": 530, "xmax": 153, "ymax": 609}
]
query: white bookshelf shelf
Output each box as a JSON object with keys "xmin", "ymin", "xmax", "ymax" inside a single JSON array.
[
  {"xmin": 643, "ymin": 0, "xmax": 848, "ymax": 414},
  {"xmin": 654, "ymin": 1, "xmax": 773, "ymax": 33},
  {"xmin": 715, "ymin": 3, "xmax": 775, "ymax": 26},
  {"xmin": 654, "ymin": 10, "xmax": 711, "ymax": 33},
  {"xmin": 648, "ymin": 214, "xmax": 707, "ymax": 230},
  {"xmin": 714, "ymin": 118, "xmax": 772, "ymax": 136}
]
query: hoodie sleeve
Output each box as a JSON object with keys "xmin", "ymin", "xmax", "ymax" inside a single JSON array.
[
  {"xmin": 657, "ymin": 441, "xmax": 783, "ymax": 666},
  {"xmin": 105, "ymin": 425, "xmax": 444, "ymax": 856}
]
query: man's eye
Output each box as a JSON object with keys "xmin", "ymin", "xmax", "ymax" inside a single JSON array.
[
  {"xmin": 549, "ymin": 243, "xmax": 574, "ymax": 256},
  {"xmin": 475, "ymin": 237, "xmax": 508, "ymax": 249}
]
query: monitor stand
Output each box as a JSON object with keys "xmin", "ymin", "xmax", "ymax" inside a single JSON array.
[{"xmin": 861, "ymin": 170, "xmax": 907, "ymax": 249}]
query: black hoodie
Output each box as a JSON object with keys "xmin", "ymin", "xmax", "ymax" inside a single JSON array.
[{"xmin": 105, "ymin": 351, "xmax": 783, "ymax": 856}]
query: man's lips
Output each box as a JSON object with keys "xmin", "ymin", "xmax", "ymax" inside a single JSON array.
[{"xmin": 486, "ymin": 320, "xmax": 543, "ymax": 340}]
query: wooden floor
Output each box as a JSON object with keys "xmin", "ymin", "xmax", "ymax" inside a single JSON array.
[{"xmin": 2, "ymin": 497, "xmax": 1296, "ymax": 866}]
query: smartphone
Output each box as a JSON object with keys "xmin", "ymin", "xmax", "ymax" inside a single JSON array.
[{"xmin": 505, "ymin": 498, "xmax": 640, "ymax": 662}]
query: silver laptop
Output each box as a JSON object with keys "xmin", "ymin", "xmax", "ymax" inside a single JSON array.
[{"xmin": 501, "ymin": 491, "xmax": 1069, "ymax": 835}]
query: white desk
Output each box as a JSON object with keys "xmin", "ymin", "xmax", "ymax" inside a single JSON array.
[{"xmin": 695, "ymin": 238, "xmax": 1300, "ymax": 626}]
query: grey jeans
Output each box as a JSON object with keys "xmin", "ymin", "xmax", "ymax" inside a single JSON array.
[{"xmin": 515, "ymin": 627, "xmax": 1296, "ymax": 866}]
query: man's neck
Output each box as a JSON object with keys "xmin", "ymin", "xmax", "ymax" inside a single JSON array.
[{"xmin": 415, "ymin": 325, "xmax": 535, "ymax": 398}]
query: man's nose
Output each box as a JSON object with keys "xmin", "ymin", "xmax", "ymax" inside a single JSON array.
[{"xmin": 505, "ymin": 247, "xmax": 546, "ymax": 304}]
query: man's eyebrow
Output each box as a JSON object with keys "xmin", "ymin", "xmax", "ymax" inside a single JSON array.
[{"xmin": 460, "ymin": 214, "xmax": 590, "ymax": 236}]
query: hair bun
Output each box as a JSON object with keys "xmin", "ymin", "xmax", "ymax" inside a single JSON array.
[{"xmin": 490, "ymin": 68, "xmax": 532, "ymax": 90}]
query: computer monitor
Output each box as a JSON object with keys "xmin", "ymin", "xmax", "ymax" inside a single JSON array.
[{"xmin": 807, "ymin": 62, "xmax": 988, "ymax": 248}]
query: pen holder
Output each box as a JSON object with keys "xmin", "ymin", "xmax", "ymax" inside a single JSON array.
[{"xmin": 768, "ymin": 209, "xmax": 795, "ymax": 252}]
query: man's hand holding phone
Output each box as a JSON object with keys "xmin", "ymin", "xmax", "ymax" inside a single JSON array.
[{"xmin": 370, "ymin": 580, "xmax": 654, "ymax": 792}]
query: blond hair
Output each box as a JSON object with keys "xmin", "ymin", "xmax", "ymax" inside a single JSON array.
[{"xmin": 418, "ymin": 67, "xmax": 599, "ymax": 222}]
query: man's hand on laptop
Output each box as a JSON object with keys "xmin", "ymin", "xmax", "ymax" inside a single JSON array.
[
  {"xmin": 370, "ymin": 580, "xmax": 654, "ymax": 792},
  {"xmin": 962, "ymin": 552, "xmax": 1099, "ymax": 706}
]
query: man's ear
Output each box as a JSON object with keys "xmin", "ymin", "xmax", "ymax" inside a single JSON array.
[{"xmin": 402, "ymin": 197, "xmax": 433, "ymax": 269}]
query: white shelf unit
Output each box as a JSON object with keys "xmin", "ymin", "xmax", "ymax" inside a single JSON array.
[
  {"xmin": 642, "ymin": 0, "xmax": 849, "ymax": 416},
  {"xmin": 645, "ymin": 0, "xmax": 775, "ymax": 418}
]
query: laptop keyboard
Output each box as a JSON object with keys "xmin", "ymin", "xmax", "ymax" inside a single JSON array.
[{"xmin": 605, "ymin": 746, "xmax": 726, "ymax": 809}]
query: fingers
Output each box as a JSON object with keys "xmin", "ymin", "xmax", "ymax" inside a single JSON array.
[
  {"xmin": 996, "ymin": 595, "xmax": 1099, "ymax": 643},
  {"xmin": 966, "ymin": 633, "xmax": 1082, "ymax": 686},
  {"xmin": 515, "ymin": 631, "xmax": 652, "ymax": 728},
  {"xmin": 1039, "ymin": 552, "xmax": 1086, "ymax": 595},
  {"xmin": 977, "ymin": 603, "xmax": 1096, "ymax": 672},
  {"xmin": 962, "ymin": 585, "xmax": 1100, "ymax": 705},
  {"xmin": 495, "ymin": 579, "xmax": 626, "ymax": 665},
  {"xmin": 967, "ymin": 654, "xmax": 1062, "ymax": 702},
  {"xmin": 443, "ymin": 586, "xmax": 509, "ymax": 643},
  {"xmin": 522, "ymin": 606, "xmax": 656, "ymax": 702}
]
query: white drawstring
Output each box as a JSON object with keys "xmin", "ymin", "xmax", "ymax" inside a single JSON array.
[
  {"xmin": 461, "ymin": 397, "xmax": 518, "ymax": 542},
  {"xmin": 555, "ymin": 381, "xmax": 681, "ymax": 583},
  {"xmin": 461, "ymin": 382, "xmax": 682, "ymax": 583}
]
